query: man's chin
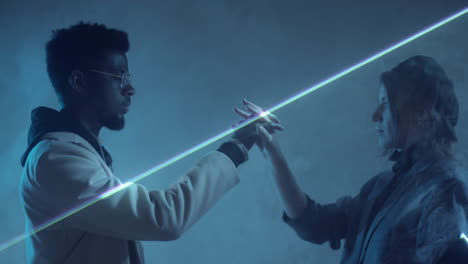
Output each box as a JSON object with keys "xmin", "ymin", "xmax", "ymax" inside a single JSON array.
[{"xmin": 104, "ymin": 116, "xmax": 125, "ymax": 131}]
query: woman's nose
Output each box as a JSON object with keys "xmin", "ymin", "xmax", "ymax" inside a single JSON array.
[{"xmin": 372, "ymin": 107, "xmax": 382, "ymax": 122}]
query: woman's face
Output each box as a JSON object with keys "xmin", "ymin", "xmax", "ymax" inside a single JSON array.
[{"xmin": 372, "ymin": 84, "xmax": 396, "ymax": 149}]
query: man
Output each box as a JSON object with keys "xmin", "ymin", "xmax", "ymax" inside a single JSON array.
[{"xmin": 19, "ymin": 22, "xmax": 282, "ymax": 264}]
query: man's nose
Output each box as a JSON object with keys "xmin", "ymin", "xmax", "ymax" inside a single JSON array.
[{"xmin": 123, "ymin": 84, "xmax": 136, "ymax": 97}]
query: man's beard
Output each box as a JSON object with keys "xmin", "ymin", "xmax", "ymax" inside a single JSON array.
[{"xmin": 103, "ymin": 114, "xmax": 125, "ymax": 131}]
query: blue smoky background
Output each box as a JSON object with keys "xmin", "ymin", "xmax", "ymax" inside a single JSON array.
[{"xmin": 0, "ymin": 0, "xmax": 467, "ymax": 263}]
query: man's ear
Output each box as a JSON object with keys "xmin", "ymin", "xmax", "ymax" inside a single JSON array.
[{"xmin": 68, "ymin": 70, "xmax": 88, "ymax": 97}]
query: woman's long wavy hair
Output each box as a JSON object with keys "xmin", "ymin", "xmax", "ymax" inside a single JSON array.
[{"xmin": 380, "ymin": 55, "xmax": 459, "ymax": 159}]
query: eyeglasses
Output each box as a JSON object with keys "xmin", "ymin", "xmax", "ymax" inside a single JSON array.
[{"xmin": 89, "ymin": 69, "xmax": 133, "ymax": 89}]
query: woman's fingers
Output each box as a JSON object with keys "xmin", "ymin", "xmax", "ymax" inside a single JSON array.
[
  {"xmin": 233, "ymin": 107, "xmax": 251, "ymax": 118},
  {"xmin": 244, "ymin": 102, "xmax": 267, "ymax": 118},
  {"xmin": 267, "ymin": 112, "xmax": 281, "ymax": 124},
  {"xmin": 235, "ymin": 99, "xmax": 283, "ymax": 135},
  {"xmin": 264, "ymin": 122, "xmax": 285, "ymax": 132},
  {"xmin": 243, "ymin": 99, "xmax": 264, "ymax": 115},
  {"xmin": 242, "ymin": 99, "xmax": 278, "ymax": 123},
  {"xmin": 258, "ymin": 125, "xmax": 273, "ymax": 143}
]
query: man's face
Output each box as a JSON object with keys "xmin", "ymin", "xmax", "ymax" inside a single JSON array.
[
  {"xmin": 372, "ymin": 84, "xmax": 394, "ymax": 149},
  {"xmin": 87, "ymin": 51, "xmax": 135, "ymax": 131}
]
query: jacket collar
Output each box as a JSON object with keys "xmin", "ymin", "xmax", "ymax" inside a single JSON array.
[
  {"xmin": 21, "ymin": 106, "xmax": 113, "ymax": 168},
  {"xmin": 389, "ymin": 142, "xmax": 445, "ymax": 176}
]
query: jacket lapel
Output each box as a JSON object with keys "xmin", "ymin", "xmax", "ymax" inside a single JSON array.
[{"xmin": 358, "ymin": 156, "xmax": 443, "ymax": 263}]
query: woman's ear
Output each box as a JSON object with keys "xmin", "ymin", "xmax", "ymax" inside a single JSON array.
[{"xmin": 68, "ymin": 70, "xmax": 88, "ymax": 97}]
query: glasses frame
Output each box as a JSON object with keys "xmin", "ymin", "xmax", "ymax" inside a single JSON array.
[{"xmin": 89, "ymin": 69, "xmax": 132, "ymax": 89}]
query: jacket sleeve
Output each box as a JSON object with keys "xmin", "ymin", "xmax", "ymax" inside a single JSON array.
[
  {"xmin": 33, "ymin": 139, "xmax": 240, "ymax": 241},
  {"xmin": 282, "ymin": 175, "xmax": 380, "ymax": 249},
  {"xmin": 413, "ymin": 178, "xmax": 468, "ymax": 263}
]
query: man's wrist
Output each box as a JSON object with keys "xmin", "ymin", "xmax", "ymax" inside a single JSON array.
[
  {"xmin": 228, "ymin": 138, "xmax": 249, "ymax": 160},
  {"xmin": 217, "ymin": 139, "xmax": 249, "ymax": 167}
]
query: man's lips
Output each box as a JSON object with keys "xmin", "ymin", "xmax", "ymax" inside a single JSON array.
[{"xmin": 122, "ymin": 104, "xmax": 130, "ymax": 113}]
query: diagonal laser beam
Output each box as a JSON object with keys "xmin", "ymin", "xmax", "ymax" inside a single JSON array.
[
  {"xmin": 461, "ymin": 233, "xmax": 468, "ymax": 243},
  {"xmin": 1, "ymin": 7, "xmax": 467, "ymax": 254}
]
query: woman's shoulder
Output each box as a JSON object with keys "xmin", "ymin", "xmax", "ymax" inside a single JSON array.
[
  {"xmin": 439, "ymin": 160, "xmax": 468, "ymax": 187},
  {"xmin": 425, "ymin": 161, "xmax": 468, "ymax": 204},
  {"xmin": 418, "ymin": 157, "xmax": 466, "ymax": 183}
]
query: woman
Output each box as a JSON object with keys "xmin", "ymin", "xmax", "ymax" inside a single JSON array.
[{"xmin": 236, "ymin": 56, "xmax": 468, "ymax": 263}]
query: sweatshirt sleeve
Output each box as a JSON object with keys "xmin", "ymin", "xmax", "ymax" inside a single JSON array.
[{"xmin": 31, "ymin": 139, "xmax": 240, "ymax": 241}]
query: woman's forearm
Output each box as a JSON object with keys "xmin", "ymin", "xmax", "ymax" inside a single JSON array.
[{"xmin": 269, "ymin": 150, "xmax": 308, "ymax": 219}]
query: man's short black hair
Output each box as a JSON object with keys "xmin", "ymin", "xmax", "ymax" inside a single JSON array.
[{"xmin": 46, "ymin": 21, "xmax": 129, "ymax": 106}]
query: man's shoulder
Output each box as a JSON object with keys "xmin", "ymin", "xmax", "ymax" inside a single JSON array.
[
  {"xmin": 38, "ymin": 131, "xmax": 98, "ymax": 156},
  {"xmin": 23, "ymin": 132, "xmax": 110, "ymax": 189},
  {"xmin": 26, "ymin": 132, "xmax": 101, "ymax": 169}
]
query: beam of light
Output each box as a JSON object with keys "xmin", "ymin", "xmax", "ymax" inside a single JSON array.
[
  {"xmin": 265, "ymin": 7, "xmax": 468, "ymax": 116},
  {"xmin": 461, "ymin": 233, "xmax": 468, "ymax": 243},
  {"xmin": 1, "ymin": 7, "xmax": 467, "ymax": 254}
]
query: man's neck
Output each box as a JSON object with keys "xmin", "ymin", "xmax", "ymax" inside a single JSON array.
[{"xmin": 62, "ymin": 105, "xmax": 102, "ymax": 139}]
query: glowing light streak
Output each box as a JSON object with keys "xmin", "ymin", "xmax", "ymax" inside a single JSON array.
[
  {"xmin": 460, "ymin": 233, "xmax": 468, "ymax": 243},
  {"xmin": 1, "ymin": 7, "xmax": 467, "ymax": 253}
]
